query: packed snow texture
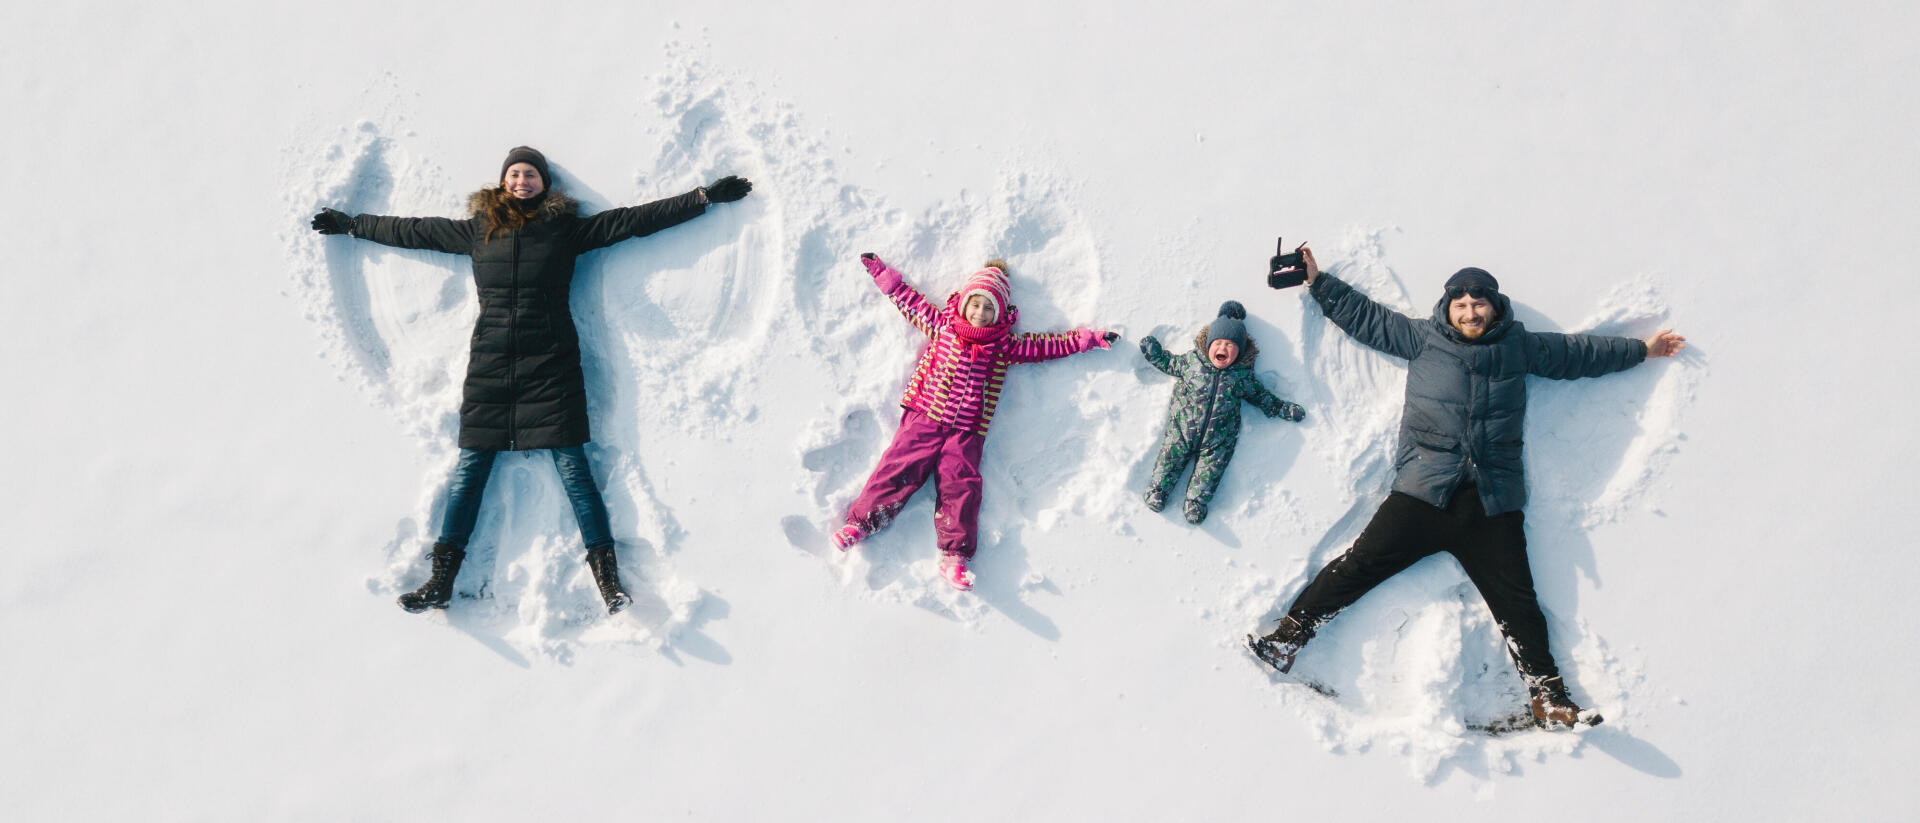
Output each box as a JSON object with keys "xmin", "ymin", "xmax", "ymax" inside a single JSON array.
[{"xmin": 9, "ymin": 4, "xmax": 1917, "ymax": 821}]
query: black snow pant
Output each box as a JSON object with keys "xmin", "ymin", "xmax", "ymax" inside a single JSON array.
[{"xmin": 1284, "ymin": 485, "xmax": 1561, "ymax": 683}]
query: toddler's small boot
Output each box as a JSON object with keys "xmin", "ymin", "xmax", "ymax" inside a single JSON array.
[
  {"xmin": 1184, "ymin": 499, "xmax": 1209, "ymax": 524},
  {"xmin": 585, "ymin": 544, "xmax": 633, "ymax": 615},
  {"xmin": 398, "ymin": 542, "xmax": 465, "ymax": 613},
  {"xmin": 939, "ymin": 552, "xmax": 974, "ymax": 592},
  {"xmin": 1143, "ymin": 487, "xmax": 1169, "ymax": 512},
  {"xmin": 830, "ymin": 523, "xmax": 867, "ymax": 552}
]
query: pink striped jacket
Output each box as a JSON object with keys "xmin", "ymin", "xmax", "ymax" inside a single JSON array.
[{"xmin": 870, "ymin": 261, "xmax": 1105, "ymax": 435}]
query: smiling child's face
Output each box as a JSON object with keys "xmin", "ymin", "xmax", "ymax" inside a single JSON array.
[
  {"xmin": 1207, "ymin": 338, "xmax": 1240, "ymax": 368},
  {"xmin": 963, "ymin": 294, "xmax": 998, "ymax": 328}
]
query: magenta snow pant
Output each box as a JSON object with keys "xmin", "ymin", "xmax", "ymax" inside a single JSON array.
[{"xmin": 844, "ymin": 410, "xmax": 986, "ymax": 558}]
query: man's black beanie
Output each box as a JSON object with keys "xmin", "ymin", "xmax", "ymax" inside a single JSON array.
[
  {"xmin": 501, "ymin": 146, "xmax": 554, "ymax": 188},
  {"xmin": 1444, "ymin": 267, "xmax": 1499, "ymax": 294}
]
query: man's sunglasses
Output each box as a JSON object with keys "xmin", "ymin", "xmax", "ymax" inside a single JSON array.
[{"xmin": 1446, "ymin": 285, "xmax": 1497, "ymax": 301}]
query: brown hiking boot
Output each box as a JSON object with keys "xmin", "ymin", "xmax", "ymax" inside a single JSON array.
[
  {"xmin": 1528, "ymin": 676, "xmax": 1603, "ymax": 729},
  {"xmin": 1248, "ymin": 615, "xmax": 1314, "ymax": 673}
]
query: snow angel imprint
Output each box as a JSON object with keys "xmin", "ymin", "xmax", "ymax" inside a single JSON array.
[
  {"xmin": 829, "ymin": 254, "xmax": 1117, "ymax": 591},
  {"xmin": 310, "ymin": 146, "xmax": 753, "ymax": 615}
]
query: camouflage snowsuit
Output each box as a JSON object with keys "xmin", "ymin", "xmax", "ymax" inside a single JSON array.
[{"xmin": 1142, "ymin": 330, "xmax": 1304, "ymax": 516}]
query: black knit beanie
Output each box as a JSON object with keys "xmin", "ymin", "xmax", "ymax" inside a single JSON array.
[
  {"xmin": 1207, "ymin": 301, "xmax": 1248, "ymax": 347},
  {"xmin": 501, "ymin": 146, "xmax": 554, "ymax": 188},
  {"xmin": 1444, "ymin": 267, "xmax": 1499, "ymax": 295}
]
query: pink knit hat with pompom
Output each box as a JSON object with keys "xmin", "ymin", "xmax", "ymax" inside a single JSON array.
[{"xmin": 959, "ymin": 266, "xmax": 1011, "ymax": 318}]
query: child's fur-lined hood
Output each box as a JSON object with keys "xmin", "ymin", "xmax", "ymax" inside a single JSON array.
[{"xmin": 1192, "ymin": 327, "xmax": 1259, "ymax": 367}]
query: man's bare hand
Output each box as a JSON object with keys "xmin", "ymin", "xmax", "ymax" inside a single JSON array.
[
  {"xmin": 1645, "ymin": 329, "xmax": 1687, "ymax": 358},
  {"xmin": 1300, "ymin": 244, "xmax": 1319, "ymax": 285}
]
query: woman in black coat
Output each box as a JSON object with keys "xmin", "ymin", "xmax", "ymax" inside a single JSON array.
[{"xmin": 312, "ymin": 146, "xmax": 752, "ymax": 614}]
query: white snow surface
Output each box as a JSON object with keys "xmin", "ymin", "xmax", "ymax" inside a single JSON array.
[{"xmin": 6, "ymin": 2, "xmax": 1917, "ymax": 820}]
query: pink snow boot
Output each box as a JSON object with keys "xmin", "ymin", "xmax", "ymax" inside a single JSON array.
[
  {"xmin": 939, "ymin": 552, "xmax": 974, "ymax": 591},
  {"xmin": 830, "ymin": 524, "xmax": 867, "ymax": 552}
]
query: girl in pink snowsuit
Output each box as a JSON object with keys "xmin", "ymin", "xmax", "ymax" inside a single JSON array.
[{"xmin": 832, "ymin": 253, "xmax": 1115, "ymax": 590}]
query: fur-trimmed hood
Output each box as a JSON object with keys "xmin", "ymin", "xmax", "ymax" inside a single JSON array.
[
  {"xmin": 1191, "ymin": 327, "xmax": 1260, "ymax": 367},
  {"xmin": 466, "ymin": 187, "xmax": 580, "ymax": 220}
]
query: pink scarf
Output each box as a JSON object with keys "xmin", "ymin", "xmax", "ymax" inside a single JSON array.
[{"xmin": 948, "ymin": 297, "xmax": 1016, "ymax": 350}]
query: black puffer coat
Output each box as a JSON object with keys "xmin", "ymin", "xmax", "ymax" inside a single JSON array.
[
  {"xmin": 1309, "ymin": 272, "xmax": 1646, "ymax": 515},
  {"xmin": 351, "ymin": 188, "xmax": 708, "ymax": 450}
]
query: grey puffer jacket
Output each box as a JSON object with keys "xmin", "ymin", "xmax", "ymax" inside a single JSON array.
[{"xmin": 1309, "ymin": 272, "xmax": 1647, "ymax": 515}]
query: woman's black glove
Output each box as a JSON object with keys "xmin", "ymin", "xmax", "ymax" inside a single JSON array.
[
  {"xmin": 704, "ymin": 175, "xmax": 753, "ymax": 203},
  {"xmin": 311, "ymin": 208, "xmax": 355, "ymax": 235}
]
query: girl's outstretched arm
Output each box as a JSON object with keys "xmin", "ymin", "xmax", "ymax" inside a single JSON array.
[
  {"xmin": 862, "ymin": 253, "xmax": 941, "ymax": 338},
  {"xmin": 1005, "ymin": 328, "xmax": 1113, "ymax": 363}
]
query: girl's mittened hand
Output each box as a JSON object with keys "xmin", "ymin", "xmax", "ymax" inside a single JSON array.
[
  {"xmin": 1074, "ymin": 329, "xmax": 1110, "ymax": 350},
  {"xmin": 1102, "ymin": 331, "xmax": 1120, "ymax": 345},
  {"xmin": 861, "ymin": 254, "xmax": 887, "ymax": 277}
]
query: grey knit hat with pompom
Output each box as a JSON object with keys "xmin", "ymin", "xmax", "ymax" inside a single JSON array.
[{"xmin": 1207, "ymin": 301, "xmax": 1247, "ymax": 347}]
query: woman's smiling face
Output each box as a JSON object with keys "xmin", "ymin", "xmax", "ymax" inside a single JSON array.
[{"xmin": 502, "ymin": 162, "xmax": 546, "ymax": 199}]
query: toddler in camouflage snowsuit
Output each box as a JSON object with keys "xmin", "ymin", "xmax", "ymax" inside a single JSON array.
[{"xmin": 1140, "ymin": 301, "xmax": 1305, "ymax": 524}]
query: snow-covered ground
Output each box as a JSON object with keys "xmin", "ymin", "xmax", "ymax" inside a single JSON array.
[{"xmin": 6, "ymin": 2, "xmax": 1917, "ymax": 819}]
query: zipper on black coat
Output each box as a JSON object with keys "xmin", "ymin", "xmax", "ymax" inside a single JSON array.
[{"xmin": 508, "ymin": 230, "xmax": 519, "ymax": 450}]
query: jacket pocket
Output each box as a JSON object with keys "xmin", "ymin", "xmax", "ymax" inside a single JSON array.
[
  {"xmin": 1406, "ymin": 426, "xmax": 1461, "ymax": 453},
  {"xmin": 1481, "ymin": 440, "xmax": 1523, "ymax": 474},
  {"xmin": 1396, "ymin": 426, "xmax": 1459, "ymax": 471},
  {"xmin": 538, "ymin": 294, "xmax": 557, "ymax": 336}
]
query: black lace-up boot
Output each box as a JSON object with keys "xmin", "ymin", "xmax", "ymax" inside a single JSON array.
[
  {"xmin": 397, "ymin": 543, "xmax": 465, "ymax": 613},
  {"xmin": 585, "ymin": 544, "xmax": 632, "ymax": 615}
]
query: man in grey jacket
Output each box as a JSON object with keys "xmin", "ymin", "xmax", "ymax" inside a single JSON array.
[{"xmin": 1249, "ymin": 247, "xmax": 1686, "ymax": 728}]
